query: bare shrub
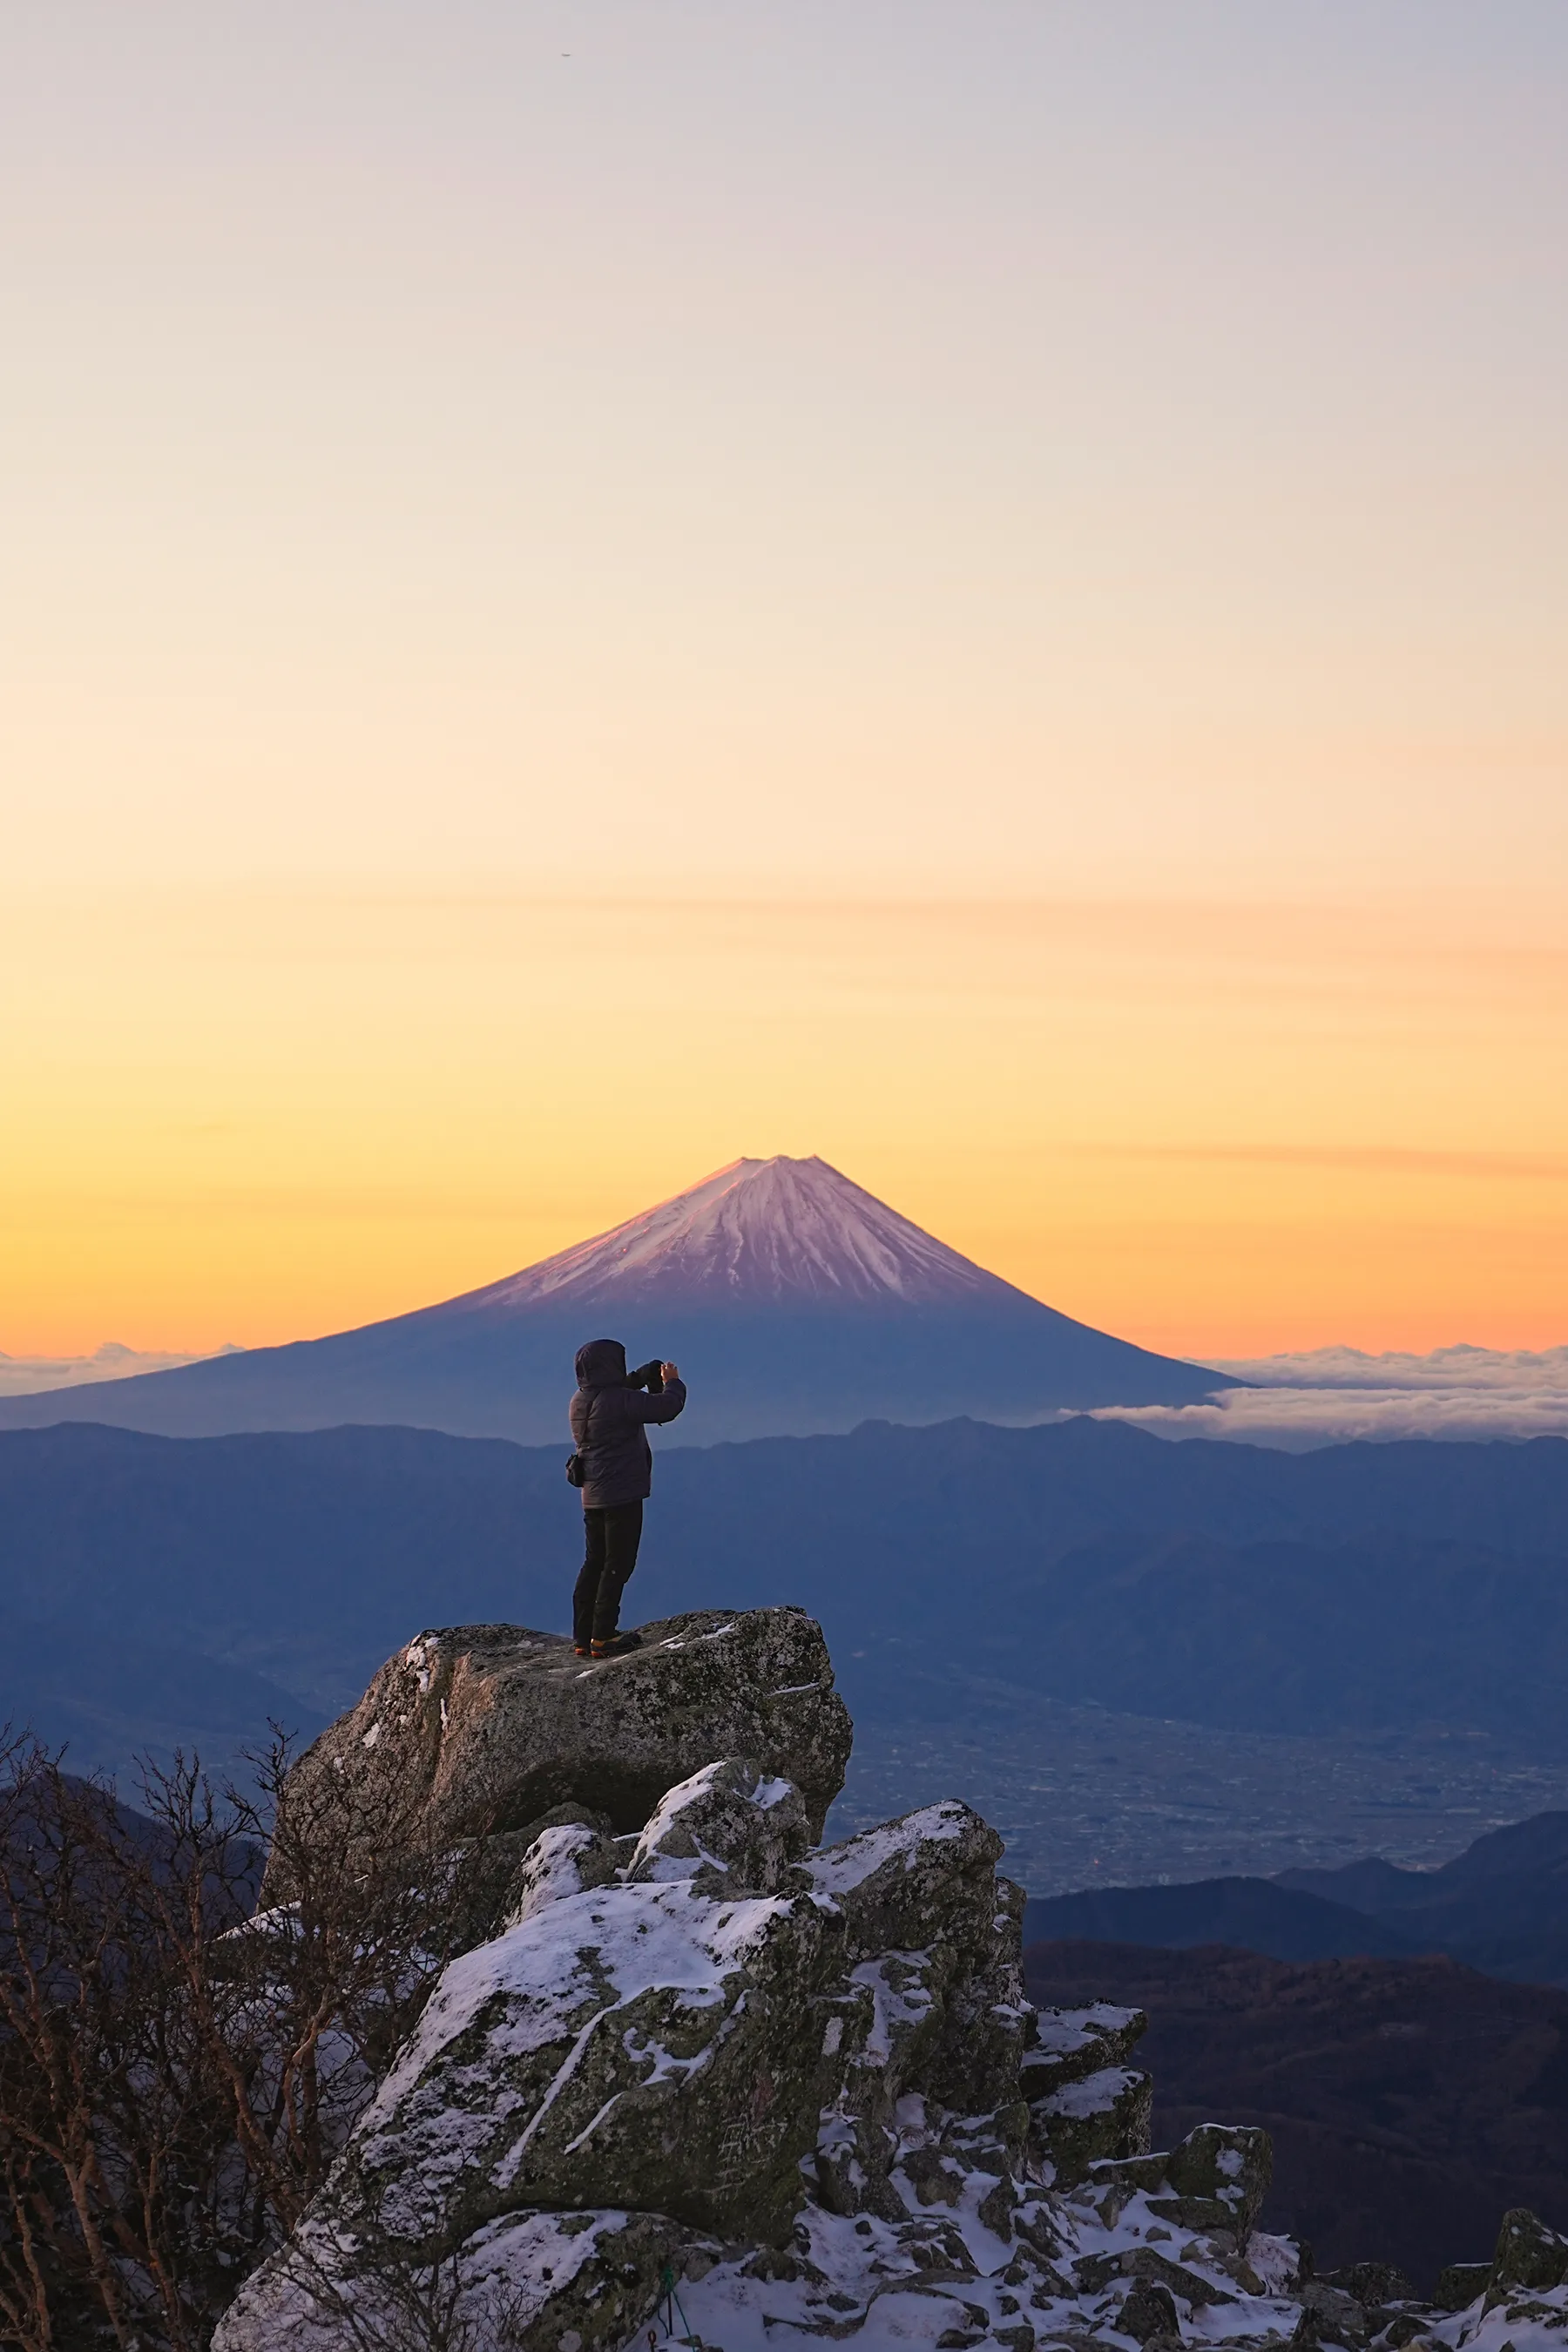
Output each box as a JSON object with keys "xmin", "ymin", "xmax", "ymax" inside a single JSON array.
[{"xmin": 0, "ymin": 1726, "xmax": 501, "ymax": 2350}]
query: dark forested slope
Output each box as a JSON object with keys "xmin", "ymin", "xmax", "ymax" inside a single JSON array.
[{"xmin": 1023, "ymin": 1938, "xmax": 1568, "ymax": 2290}]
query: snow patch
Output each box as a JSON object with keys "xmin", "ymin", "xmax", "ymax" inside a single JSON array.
[
  {"xmin": 807, "ymin": 1803, "xmax": 972, "ymax": 1903},
  {"xmin": 1041, "ymin": 2065, "xmax": 1144, "ymax": 2119},
  {"xmin": 365, "ymin": 1879, "xmax": 801, "ymax": 2128}
]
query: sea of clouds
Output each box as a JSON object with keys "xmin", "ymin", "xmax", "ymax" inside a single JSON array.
[
  {"xmin": 0, "ymin": 1342, "xmax": 240, "ymax": 1397},
  {"xmin": 5, "ymin": 1337, "xmax": 1566, "ymax": 1448},
  {"xmin": 1094, "ymin": 1344, "xmax": 1568, "ymax": 1449}
]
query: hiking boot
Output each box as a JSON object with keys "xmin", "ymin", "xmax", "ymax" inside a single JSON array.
[
  {"xmin": 590, "ymin": 1631, "xmax": 643, "ymax": 1659},
  {"xmin": 573, "ymin": 1644, "xmax": 591, "ymax": 1659}
]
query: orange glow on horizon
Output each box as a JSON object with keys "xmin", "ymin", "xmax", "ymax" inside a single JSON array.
[{"xmin": 5, "ymin": 889, "xmax": 1565, "ymax": 1365}]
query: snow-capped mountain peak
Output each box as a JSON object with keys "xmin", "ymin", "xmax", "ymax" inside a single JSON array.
[
  {"xmin": 0, "ymin": 1152, "xmax": 1226, "ymax": 1437},
  {"xmin": 465, "ymin": 1156, "xmax": 1018, "ymax": 1315}
]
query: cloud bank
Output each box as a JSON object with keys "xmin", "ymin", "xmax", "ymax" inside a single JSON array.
[
  {"xmin": 0, "ymin": 1342, "xmax": 241, "ymax": 1398},
  {"xmin": 4, "ymin": 1339, "xmax": 1565, "ymax": 1447},
  {"xmin": 1092, "ymin": 1344, "xmax": 1568, "ymax": 1449}
]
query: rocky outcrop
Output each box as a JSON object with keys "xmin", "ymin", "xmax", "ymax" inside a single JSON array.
[
  {"xmin": 1281, "ymin": 2219, "xmax": 1568, "ymax": 2352},
  {"xmin": 1435, "ymin": 2261, "xmax": 1493, "ymax": 2310},
  {"xmin": 218, "ymin": 1747, "xmax": 1313, "ymax": 2352},
  {"xmin": 218, "ymin": 1606, "xmax": 1568, "ymax": 2352},
  {"xmin": 1489, "ymin": 2208, "xmax": 1568, "ymax": 2299},
  {"xmin": 628, "ymin": 1754, "xmax": 811, "ymax": 1893},
  {"xmin": 1089, "ymin": 2121, "xmax": 1275, "ymax": 2249},
  {"xmin": 1424, "ymin": 2210, "xmax": 1568, "ymax": 2352},
  {"xmin": 267, "ymin": 1607, "xmax": 854, "ymax": 1888},
  {"xmin": 1022, "ymin": 2000, "xmax": 1154, "ymax": 2186}
]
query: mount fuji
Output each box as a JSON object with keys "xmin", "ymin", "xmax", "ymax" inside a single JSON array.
[{"xmin": 0, "ymin": 1156, "xmax": 1225, "ymax": 1442}]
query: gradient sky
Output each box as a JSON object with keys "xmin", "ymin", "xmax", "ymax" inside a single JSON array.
[{"xmin": 3, "ymin": 4, "xmax": 1566, "ymax": 1357}]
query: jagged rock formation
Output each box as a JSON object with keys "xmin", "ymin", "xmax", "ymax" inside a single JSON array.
[
  {"xmin": 1020, "ymin": 2000, "xmax": 1155, "ymax": 2186},
  {"xmin": 218, "ymin": 1609, "xmax": 1568, "ymax": 2352}
]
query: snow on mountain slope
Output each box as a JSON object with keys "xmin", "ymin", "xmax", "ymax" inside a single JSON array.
[{"xmin": 449, "ymin": 1156, "xmax": 1014, "ymax": 1316}]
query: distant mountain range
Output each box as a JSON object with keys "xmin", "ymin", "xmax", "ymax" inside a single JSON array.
[
  {"xmin": 0, "ymin": 1157, "xmax": 1223, "ymax": 1441},
  {"xmin": 4, "ymin": 1415, "xmax": 1568, "ymax": 1781},
  {"xmin": 1023, "ymin": 1811, "xmax": 1568, "ymax": 1987}
]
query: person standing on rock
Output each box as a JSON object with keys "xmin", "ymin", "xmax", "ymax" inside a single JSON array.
[{"xmin": 569, "ymin": 1340, "xmax": 686, "ymax": 1659}]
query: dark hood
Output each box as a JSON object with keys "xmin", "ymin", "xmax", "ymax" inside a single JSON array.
[{"xmin": 575, "ymin": 1338, "xmax": 628, "ymax": 1390}]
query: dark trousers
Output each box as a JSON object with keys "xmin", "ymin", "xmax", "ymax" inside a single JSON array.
[{"xmin": 574, "ymin": 1501, "xmax": 644, "ymax": 1645}]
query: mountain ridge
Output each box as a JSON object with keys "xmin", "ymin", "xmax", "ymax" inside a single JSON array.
[
  {"xmin": 5, "ymin": 1415, "xmax": 1568, "ymax": 1788},
  {"xmin": 1021, "ymin": 1812, "xmax": 1568, "ymax": 1988}
]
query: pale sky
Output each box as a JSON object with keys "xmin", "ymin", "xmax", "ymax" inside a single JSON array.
[{"xmin": 3, "ymin": 5, "xmax": 1566, "ymax": 1356}]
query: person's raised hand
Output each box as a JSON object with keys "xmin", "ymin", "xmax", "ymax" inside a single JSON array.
[{"xmin": 660, "ymin": 1361, "xmax": 679, "ymax": 1383}]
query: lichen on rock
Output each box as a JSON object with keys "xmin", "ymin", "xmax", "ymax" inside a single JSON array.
[
  {"xmin": 265, "ymin": 1606, "xmax": 854, "ymax": 1891},
  {"xmin": 1022, "ymin": 2003, "xmax": 1153, "ymax": 2186}
]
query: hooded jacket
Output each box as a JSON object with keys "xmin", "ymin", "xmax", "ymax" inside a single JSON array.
[{"xmin": 569, "ymin": 1338, "xmax": 688, "ymax": 1510}]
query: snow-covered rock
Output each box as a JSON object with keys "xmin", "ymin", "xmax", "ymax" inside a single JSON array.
[
  {"xmin": 219, "ymin": 1754, "xmax": 1310, "ymax": 2352},
  {"xmin": 220, "ymin": 1611, "xmax": 1565, "ymax": 2352},
  {"xmin": 625, "ymin": 1755, "xmax": 811, "ymax": 1894},
  {"xmin": 1490, "ymin": 2208, "xmax": 1568, "ymax": 2298},
  {"xmin": 1080, "ymin": 2122, "xmax": 1275, "ymax": 2248},
  {"xmin": 1416, "ymin": 2213, "xmax": 1568, "ymax": 2352},
  {"xmin": 503, "ymin": 1817, "xmax": 621, "ymax": 1926},
  {"xmin": 1021, "ymin": 2002, "xmax": 1153, "ymax": 2185},
  {"xmin": 222, "ymin": 1785, "xmax": 1032, "ymax": 2340}
]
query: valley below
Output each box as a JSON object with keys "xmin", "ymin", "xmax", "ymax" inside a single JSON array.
[
  {"xmin": 827, "ymin": 1666, "xmax": 1568, "ymax": 1895},
  {"xmin": 9, "ymin": 1413, "xmax": 1568, "ymax": 1910}
]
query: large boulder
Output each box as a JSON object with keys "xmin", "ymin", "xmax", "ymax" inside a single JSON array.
[
  {"xmin": 308, "ymin": 1873, "xmax": 845, "ymax": 2250},
  {"xmin": 627, "ymin": 1754, "xmax": 811, "ymax": 1894},
  {"xmin": 1488, "ymin": 2207, "xmax": 1568, "ymax": 2298},
  {"xmin": 806, "ymin": 1800, "xmax": 1026, "ymax": 2066},
  {"xmin": 1433, "ymin": 2261, "xmax": 1491, "ymax": 2310},
  {"xmin": 1084, "ymin": 2123, "xmax": 1274, "ymax": 2253},
  {"xmin": 267, "ymin": 1606, "xmax": 853, "ymax": 1885},
  {"xmin": 1153, "ymin": 2120, "xmax": 1274, "ymax": 2247}
]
